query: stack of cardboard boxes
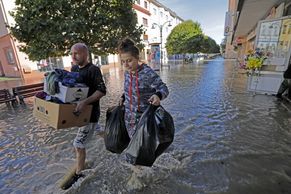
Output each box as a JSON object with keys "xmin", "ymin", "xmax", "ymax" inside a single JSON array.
[{"xmin": 33, "ymin": 81, "xmax": 92, "ymax": 129}]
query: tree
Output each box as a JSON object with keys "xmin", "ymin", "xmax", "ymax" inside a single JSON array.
[
  {"xmin": 184, "ymin": 34, "xmax": 205, "ymax": 53},
  {"xmin": 201, "ymin": 36, "xmax": 220, "ymax": 53},
  {"xmin": 9, "ymin": 0, "xmax": 144, "ymax": 61},
  {"xmin": 165, "ymin": 20, "xmax": 203, "ymax": 55}
]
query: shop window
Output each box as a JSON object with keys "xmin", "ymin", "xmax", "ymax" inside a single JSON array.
[
  {"xmin": 101, "ymin": 55, "xmax": 109, "ymax": 65},
  {"xmin": 39, "ymin": 57, "xmax": 64, "ymax": 72},
  {"xmin": 4, "ymin": 48, "xmax": 15, "ymax": 64}
]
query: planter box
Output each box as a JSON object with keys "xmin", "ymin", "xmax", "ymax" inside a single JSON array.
[{"xmin": 247, "ymin": 71, "xmax": 283, "ymax": 95}]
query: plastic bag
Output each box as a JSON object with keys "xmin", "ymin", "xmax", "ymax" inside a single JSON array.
[
  {"xmin": 125, "ymin": 105, "xmax": 175, "ymax": 166},
  {"xmin": 104, "ymin": 105, "xmax": 130, "ymax": 154}
]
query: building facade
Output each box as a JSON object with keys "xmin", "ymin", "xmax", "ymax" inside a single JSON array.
[
  {"xmin": 0, "ymin": 0, "xmax": 183, "ymax": 78},
  {"xmin": 103, "ymin": 0, "xmax": 183, "ymax": 67},
  {"xmin": 0, "ymin": 0, "xmax": 29, "ymax": 78},
  {"xmin": 225, "ymin": 0, "xmax": 291, "ymax": 94}
]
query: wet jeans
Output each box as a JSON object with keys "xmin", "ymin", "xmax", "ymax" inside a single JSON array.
[{"xmin": 277, "ymin": 79, "xmax": 291, "ymax": 98}]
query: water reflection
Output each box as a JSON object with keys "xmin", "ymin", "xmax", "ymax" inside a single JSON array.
[{"xmin": 0, "ymin": 57, "xmax": 291, "ymax": 194}]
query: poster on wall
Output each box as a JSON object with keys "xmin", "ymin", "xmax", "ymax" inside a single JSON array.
[
  {"xmin": 256, "ymin": 20, "xmax": 282, "ymax": 59},
  {"xmin": 150, "ymin": 45, "xmax": 161, "ymax": 68},
  {"xmin": 257, "ymin": 20, "xmax": 281, "ymax": 42},
  {"xmin": 255, "ymin": 17, "xmax": 291, "ymax": 66},
  {"xmin": 277, "ymin": 18, "xmax": 291, "ymax": 59}
]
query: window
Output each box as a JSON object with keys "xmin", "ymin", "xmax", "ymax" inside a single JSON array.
[
  {"xmin": 5, "ymin": 48, "xmax": 15, "ymax": 64},
  {"xmin": 285, "ymin": 4, "xmax": 291, "ymax": 16},
  {"xmin": 166, "ymin": 15, "xmax": 168, "ymax": 21},
  {"xmin": 143, "ymin": 34, "xmax": 148, "ymax": 41},
  {"xmin": 282, "ymin": 25, "xmax": 287, "ymax": 34},
  {"xmin": 143, "ymin": 18, "xmax": 148, "ymax": 27},
  {"xmin": 144, "ymin": 1, "xmax": 148, "ymax": 9},
  {"xmin": 153, "ymin": 8, "xmax": 157, "ymax": 15},
  {"xmin": 136, "ymin": 0, "xmax": 140, "ymax": 4},
  {"xmin": 160, "ymin": 11, "xmax": 163, "ymax": 18}
]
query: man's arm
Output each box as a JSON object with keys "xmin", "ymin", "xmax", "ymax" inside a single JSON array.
[
  {"xmin": 83, "ymin": 90, "xmax": 105, "ymax": 105},
  {"xmin": 75, "ymin": 90, "xmax": 105, "ymax": 113}
]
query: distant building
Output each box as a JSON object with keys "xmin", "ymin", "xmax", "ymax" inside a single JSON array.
[
  {"xmin": 0, "ymin": 0, "xmax": 183, "ymax": 78},
  {"xmin": 0, "ymin": 0, "xmax": 31, "ymax": 78},
  {"xmin": 103, "ymin": 0, "xmax": 183, "ymax": 67}
]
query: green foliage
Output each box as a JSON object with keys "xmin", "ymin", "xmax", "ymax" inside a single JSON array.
[
  {"xmin": 166, "ymin": 20, "xmax": 203, "ymax": 55},
  {"xmin": 166, "ymin": 20, "xmax": 220, "ymax": 54},
  {"xmin": 9, "ymin": 0, "xmax": 144, "ymax": 61},
  {"xmin": 201, "ymin": 36, "xmax": 220, "ymax": 53}
]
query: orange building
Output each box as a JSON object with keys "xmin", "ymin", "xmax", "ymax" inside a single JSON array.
[{"xmin": 0, "ymin": 1, "xmax": 22, "ymax": 78}]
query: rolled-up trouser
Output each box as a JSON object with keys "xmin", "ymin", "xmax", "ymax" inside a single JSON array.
[
  {"xmin": 277, "ymin": 79, "xmax": 291, "ymax": 96},
  {"xmin": 73, "ymin": 123, "xmax": 97, "ymax": 149}
]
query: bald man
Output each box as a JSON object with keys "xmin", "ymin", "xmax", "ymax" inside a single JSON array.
[{"xmin": 61, "ymin": 43, "xmax": 106, "ymax": 190}]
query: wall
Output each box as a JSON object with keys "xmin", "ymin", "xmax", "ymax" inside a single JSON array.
[
  {"xmin": 0, "ymin": 34, "xmax": 20, "ymax": 77},
  {"xmin": 0, "ymin": 0, "xmax": 8, "ymax": 37}
]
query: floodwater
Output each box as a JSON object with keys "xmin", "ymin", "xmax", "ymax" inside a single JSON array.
[{"xmin": 1, "ymin": 57, "xmax": 291, "ymax": 194}]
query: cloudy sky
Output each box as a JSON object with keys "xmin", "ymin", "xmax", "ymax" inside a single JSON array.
[{"xmin": 158, "ymin": 0, "xmax": 228, "ymax": 44}]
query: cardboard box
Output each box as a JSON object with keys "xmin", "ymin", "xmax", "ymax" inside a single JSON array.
[
  {"xmin": 44, "ymin": 81, "xmax": 89, "ymax": 103},
  {"xmin": 33, "ymin": 97, "xmax": 92, "ymax": 129}
]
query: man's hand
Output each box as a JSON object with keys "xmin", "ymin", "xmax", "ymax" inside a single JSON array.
[
  {"xmin": 148, "ymin": 94, "xmax": 160, "ymax": 106},
  {"xmin": 74, "ymin": 100, "xmax": 87, "ymax": 113}
]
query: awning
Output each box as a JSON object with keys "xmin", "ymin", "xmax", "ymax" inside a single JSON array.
[{"xmin": 233, "ymin": 0, "xmax": 284, "ymax": 42}]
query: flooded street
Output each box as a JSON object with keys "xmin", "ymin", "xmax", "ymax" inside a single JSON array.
[{"xmin": 1, "ymin": 57, "xmax": 291, "ymax": 194}]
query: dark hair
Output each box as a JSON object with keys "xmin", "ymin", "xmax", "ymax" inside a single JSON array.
[{"xmin": 118, "ymin": 38, "xmax": 140, "ymax": 59}]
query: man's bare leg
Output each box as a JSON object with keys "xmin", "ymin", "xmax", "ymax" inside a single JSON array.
[{"xmin": 76, "ymin": 147, "xmax": 86, "ymax": 174}]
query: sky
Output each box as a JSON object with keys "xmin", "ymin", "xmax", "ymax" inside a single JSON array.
[{"xmin": 158, "ymin": 0, "xmax": 228, "ymax": 44}]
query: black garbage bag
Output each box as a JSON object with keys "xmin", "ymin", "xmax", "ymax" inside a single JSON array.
[
  {"xmin": 125, "ymin": 105, "xmax": 175, "ymax": 166},
  {"xmin": 104, "ymin": 105, "xmax": 130, "ymax": 154}
]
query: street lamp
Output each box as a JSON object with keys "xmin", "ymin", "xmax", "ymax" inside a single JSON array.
[{"xmin": 151, "ymin": 21, "xmax": 172, "ymax": 67}]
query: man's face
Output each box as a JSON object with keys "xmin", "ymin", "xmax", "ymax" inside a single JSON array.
[{"xmin": 71, "ymin": 47, "xmax": 87, "ymax": 66}]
